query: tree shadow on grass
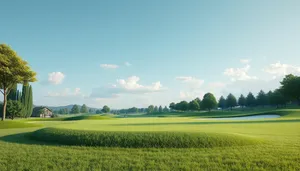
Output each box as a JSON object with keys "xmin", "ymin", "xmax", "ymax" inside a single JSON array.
[{"xmin": 0, "ymin": 132, "xmax": 58, "ymax": 146}]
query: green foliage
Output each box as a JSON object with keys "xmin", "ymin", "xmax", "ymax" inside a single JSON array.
[
  {"xmin": 169, "ymin": 102, "xmax": 175, "ymax": 110},
  {"xmin": 226, "ymin": 93, "xmax": 237, "ymax": 110},
  {"xmin": 238, "ymin": 94, "xmax": 246, "ymax": 107},
  {"xmin": 101, "ymin": 105, "xmax": 110, "ymax": 113},
  {"xmin": 218, "ymin": 96, "xmax": 226, "ymax": 109},
  {"xmin": 21, "ymin": 85, "xmax": 30, "ymax": 117},
  {"xmin": 246, "ymin": 92, "xmax": 256, "ymax": 107},
  {"xmin": 154, "ymin": 106, "xmax": 158, "ymax": 113},
  {"xmin": 158, "ymin": 106, "xmax": 163, "ymax": 113},
  {"xmin": 30, "ymin": 128, "xmax": 261, "ymax": 148},
  {"xmin": 147, "ymin": 105, "xmax": 154, "ymax": 114},
  {"xmin": 280, "ymin": 74, "xmax": 300, "ymax": 103},
  {"xmin": 96, "ymin": 109, "xmax": 102, "ymax": 114},
  {"xmin": 0, "ymin": 44, "xmax": 37, "ymax": 121},
  {"xmin": 270, "ymin": 89, "xmax": 287, "ymax": 107},
  {"xmin": 201, "ymin": 93, "xmax": 217, "ymax": 111},
  {"xmin": 28, "ymin": 85, "xmax": 33, "ymax": 117},
  {"xmin": 175, "ymin": 101, "xmax": 189, "ymax": 111},
  {"xmin": 256, "ymin": 90, "xmax": 268, "ymax": 106},
  {"xmin": 7, "ymin": 84, "xmax": 17, "ymax": 101},
  {"xmin": 0, "ymin": 121, "xmax": 42, "ymax": 129},
  {"xmin": 70, "ymin": 105, "xmax": 80, "ymax": 114},
  {"xmin": 80, "ymin": 104, "xmax": 88, "ymax": 113},
  {"xmin": 189, "ymin": 100, "xmax": 200, "ymax": 111},
  {"xmin": 7, "ymin": 100, "xmax": 23, "ymax": 120},
  {"xmin": 163, "ymin": 106, "xmax": 169, "ymax": 113}
]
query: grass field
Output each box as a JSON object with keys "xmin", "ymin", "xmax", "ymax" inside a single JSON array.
[{"xmin": 0, "ymin": 109, "xmax": 300, "ymax": 170}]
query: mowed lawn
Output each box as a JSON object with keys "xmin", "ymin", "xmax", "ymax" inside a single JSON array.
[{"xmin": 0, "ymin": 109, "xmax": 300, "ymax": 170}]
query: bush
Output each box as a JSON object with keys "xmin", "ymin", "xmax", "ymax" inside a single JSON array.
[{"xmin": 30, "ymin": 128, "xmax": 263, "ymax": 148}]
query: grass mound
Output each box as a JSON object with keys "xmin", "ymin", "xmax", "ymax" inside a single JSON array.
[
  {"xmin": 0, "ymin": 121, "xmax": 42, "ymax": 129},
  {"xmin": 63, "ymin": 115, "xmax": 113, "ymax": 121},
  {"xmin": 30, "ymin": 128, "xmax": 262, "ymax": 148}
]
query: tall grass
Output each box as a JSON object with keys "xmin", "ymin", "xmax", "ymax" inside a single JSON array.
[{"xmin": 30, "ymin": 128, "xmax": 262, "ymax": 148}]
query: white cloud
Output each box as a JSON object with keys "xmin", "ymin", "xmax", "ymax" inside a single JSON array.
[
  {"xmin": 100, "ymin": 64, "xmax": 119, "ymax": 69},
  {"xmin": 179, "ymin": 90, "xmax": 205, "ymax": 100},
  {"xmin": 224, "ymin": 64, "xmax": 257, "ymax": 81},
  {"xmin": 47, "ymin": 88, "xmax": 83, "ymax": 97},
  {"xmin": 48, "ymin": 72, "xmax": 65, "ymax": 85},
  {"xmin": 124, "ymin": 62, "xmax": 132, "ymax": 66},
  {"xmin": 263, "ymin": 62, "xmax": 300, "ymax": 77},
  {"xmin": 90, "ymin": 76, "xmax": 166, "ymax": 98},
  {"xmin": 240, "ymin": 59, "xmax": 251, "ymax": 64},
  {"xmin": 175, "ymin": 76, "xmax": 204, "ymax": 88}
]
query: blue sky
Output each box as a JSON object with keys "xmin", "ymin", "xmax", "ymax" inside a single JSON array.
[{"xmin": 1, "ymin": 0, "xmax": 300, "ymax": 108}]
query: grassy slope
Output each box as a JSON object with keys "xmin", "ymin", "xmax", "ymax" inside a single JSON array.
[{"xmin": 0, "ymin": 109, "xmax": 300, "ymax": 170}]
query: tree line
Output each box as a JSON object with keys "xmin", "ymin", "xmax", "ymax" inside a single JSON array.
[
  {"xmin": 168, "ymin": 74, "xmax": 300, "ymax": 112},
  {"xmin": 53, "ymin": 104, "xmax": 111, "ymax": 114}
]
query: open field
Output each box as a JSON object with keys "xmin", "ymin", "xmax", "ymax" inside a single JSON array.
[{"xmin": 0, "ymin": 109, "xmax": 300, "ymax": 170}]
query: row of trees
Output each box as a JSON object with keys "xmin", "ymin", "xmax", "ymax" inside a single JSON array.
[
  {"xmin": 147, "ymin": 105, "xmax": 169, "ymax": 114},
  {"xmin": 53, "ymin": 104, "xmax": 111, "ymax": 114}
]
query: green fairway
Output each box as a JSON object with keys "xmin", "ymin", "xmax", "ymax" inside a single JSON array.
[{"xmin": 0, "ymin": 109, "xmax": 300, "ymax": 170}]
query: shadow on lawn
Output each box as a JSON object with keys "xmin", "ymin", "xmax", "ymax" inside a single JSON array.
[
  {"xmin": 115, "ymin": 119, "xmax": 300, "ymax": 126},
  {"xmin": 0, "ymin": 132, "xmax": 57, "ymax": 146}
]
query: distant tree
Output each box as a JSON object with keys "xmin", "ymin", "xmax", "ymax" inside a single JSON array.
[
  {"xmin": 246, "ymin": 92, "xmax": 256, "ymax": 107},
  {"xmin": 80, "ymin": 104, "xmax": 88, "ymax": 113},
  {"xmin": 238, "ymin": 94, "xmax": 246, "ymax": 108},
  {"xmin": 189, "ymin": 100, "xmax": 200, "ymax": 111},
  {"xmin": 158, "ymin": 106, "xmax": 163, "ymax": 113},
  {"xmin": 147, "ymin": 105, "xmax": 154, "ymax": 114},
  {"xmin": 176, "ymin": 101, "xmax": 189, "ymax": 111},
  {"xmin": 256, "ymin": 90, "xmax": 268, "ymax": 107},
  {"xmin": 0, "ymin": 44, "xmax": 37, "ymax": 121},
  {"xmin": 267, "ymin": 91, "xmax": 273, "ymax": 105},
  {"xmin": 154, "ymin": 106, "xmax": 158, "ymax": 113},
  {"xmin": 70, "ymin": 105, "xmax": 80, "ymax": 114},
  {"xmin": 194, "ymin": 98, "xmax": 202, "ymax": 107},
  {"xmin": 169, "ymin": 102, "xmax": 176, "ymax": 111},
  {"xmin": 101, "ymin": 105, "xmax": 110, "ymax": 113},
  {"xmin": 89, "ymin": 108, "xmax": 93, "ymax": 113},
  {"xmin": 270, "ymin": 89, "xmax": 287, "ymax": 108},
  {"xmin": 21, "ymin": 85, "xmax": 29, "ymax": 118},
  {"xmin": 280, "ymin": 74, "xmax": 300, "ymax": 104},
  {"xmin": 201, "ymin": 93, "xmax": 217, "ymax": 112},
  {"xmin": 226, "ymin": 93, "xmax": 237, "ymax": 110},
  {"xmin": 7, "ymin": 100, "xmax": 23, "ymax": 120},
  {"xmin": 163, "ymin": 106, "xmax": 169, "ymax": 113},
  {"xmin": 64, "ymin": 108, "xmax": 69, "ymax": 114},
  {"xmin": 96, "ymin": 109, "xmax": 101, "ymax": 114},
  {"xmin": 218, "ymin": 96, "xmax": 226, "ymax": 110}
]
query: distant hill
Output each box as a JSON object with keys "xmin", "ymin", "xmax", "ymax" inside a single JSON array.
[{"xmin": 44, "ymin": 105, "xmax": 100, "ymax": 111}]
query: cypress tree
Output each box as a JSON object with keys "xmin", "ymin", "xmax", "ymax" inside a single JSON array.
[
  {"xmin": 27, "ymin": 86, "xmax": 33, "ymax": 117},
  {"xmin": 21, "ymin": 85, "xmax": 30, "ymax": 118},
  {"xmin": 8, "ymin": 84, "xmax": 17, "ymax": 101}
]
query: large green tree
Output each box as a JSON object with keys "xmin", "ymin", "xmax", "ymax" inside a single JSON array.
[
  {"xmin": 280, "ymin": 74, "xmax": 300, "ymax": 104},
  {"xmin": 21, "ymin": 85, "xmax": 30, "ymax": 117},
  {"xmin": 70, "ymin": 105, "xmax": 80, "ymax": 114},
  {"xmin": 218, "ymin": 96, "xmax": 226, "ymax": 110},
  {"xmin": 201, "ymin": 93, "xmax": 217, "ymax": 112},
  {"xmin": 189, "ymin": 100, "xmax": 200, "ymax": 111},
  {"xmin": 0, "ymin": 44, "xmax": 37, "ymax": 121},
  {"xmin": 147, "ymin": 105, "xmax": 154, "ymax": 114},
  {"xmin": 176, "ymin": 101, "xmax": 189, "ymax": 111},
  {"xmin": 80, "ymin": 104, "xmax": 88, "ymax": 113},
  {"xmin": 27, "ymin": 85, "xmax": 33, "ymax": 117},
  {"xmin": 226, "ymin": 93, "xmax": 237, "ymax": 110},
  {"xmin": 270, "ymin": 89, "xmax": 287, "ymax": 108},
  {"xmin": 169, "ymin": 102, "xmax": 175, "ymax": 111}
]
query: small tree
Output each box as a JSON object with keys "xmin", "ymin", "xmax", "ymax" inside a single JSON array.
[
  {"xmin": 102, "ymin": 105, "xmax": 110, "ymax": 113},
  {"xmin": 163, "ymin": 106, "xmax": 169, "ymax": 113},
  {"xmin": 80, "ymin": 104, "xmax": 88, "ymax": 113},
  {"xmin": 218, "ymin": 96, "xmax": 226, "ymax": 110},
  {"xmin": 226, "ymin": 93, "xmax": 237, "ymax": 110},
  {"xmin": 7, "ymin": 100, "xmax": 23, "ymax": 120},
  {"xmin": 147, "ymin": 105, "xmax": 154, "ymax": 114},
  {"xmin": 0, "ymin": 44, "xmax": 37, "ymax": 121},
  {"xmin": 169, "ymin": 102, "xmax": 176, "ymax": 111},
  {"xmin": 246, "ymin": 92, "xmax": 256, "ymax": 108},
  {"xmin": 158, "ymin": 106, "xmax": 163, "ymax": 113},
  {"xmin": 256, "ymin": 90, "xmax": 268, "ymax": 107},
  {"xmin": 154, "ymin": 106, "xmax": 158, "ymax": 113},
  {"xmin": 96, "ymin": 109, "xmax": 101, "ymax": 114},
  {"xmin": 238, "ymin": 94, "xmax": 246, "ymax": 108}
]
